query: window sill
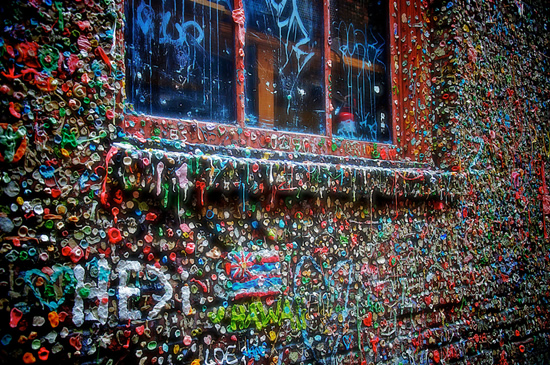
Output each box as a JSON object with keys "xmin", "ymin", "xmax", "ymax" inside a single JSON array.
[
  {"xmin": 123, "ymin": 114, "xmax": 400, "ymax": 161},
  {"xmin": 112, "ymin": 132, "xmax": 465, "ymax": 203}
]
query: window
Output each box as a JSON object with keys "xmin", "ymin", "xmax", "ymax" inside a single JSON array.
[
  {"xmin": 124, "ymin": 0, "xmax": 394, "ymax": 149},
  {"xmin": 330, "ymin": 0, "xmax": 390, "ymax": 142},
  {"xmin": 125, "ymin": 0, "xmax": 235, "ymax": 122},
  {"xmin": 244, "ymin": 0, "xmax": 325, "ymax": 135}
]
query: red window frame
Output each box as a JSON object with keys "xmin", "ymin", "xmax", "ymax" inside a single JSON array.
[{"xmin": 123, "ymin": 0, "xmax": 429, "ymax": 162}]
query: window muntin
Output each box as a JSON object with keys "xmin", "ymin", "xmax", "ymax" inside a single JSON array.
[
  {"xmin": 125, "ymin": 0, "xmax": 235, "ymax": 122},
  {"xmin": 330, "ymin": 0, "xmax": 391, "ymax": 142},
  {"xmin": 243, "ymin": 0, "xmax": 325, "ymax": 135}
]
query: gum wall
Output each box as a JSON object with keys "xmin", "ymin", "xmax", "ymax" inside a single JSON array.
[{"xmin": 0, "ymin": 0, "xmax": 549, "ymax": 364}]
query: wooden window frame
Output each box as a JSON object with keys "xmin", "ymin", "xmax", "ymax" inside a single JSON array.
[{"xmin": 123, "ymin": 0, "xmax": 427, "ymax": 162}]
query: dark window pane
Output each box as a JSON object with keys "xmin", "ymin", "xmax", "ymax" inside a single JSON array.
[
  {"xmin": 244, "ymin": 0, "xmax": 324, "ymax": 134},
  {"xmin": 331, "ymin": 0, "xmax": 391, "ymax": 142},
  {"xmin": 125, "ymin": 0, "xmax": 235, "ymax": 122}
]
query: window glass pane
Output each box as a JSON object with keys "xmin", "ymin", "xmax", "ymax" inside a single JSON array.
[
  {"xmin": 331, "ymin": 0, "xmax": 391, "ymax": 142},
  {"xmin": 244, "ymin": 0, "xmax": 324, "ymax": 134},
  {"xmin": 125, "ymin": 0, "xmax": 235, "ymax": 122}
]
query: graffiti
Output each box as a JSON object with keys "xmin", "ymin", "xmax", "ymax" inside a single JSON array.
[
  {"xmin": 204, "ymin": 345, "xmax": 242, "ymax": 365},
  {"xmin": 226, "ymin": 249, "xmax": 282, "ymax": 299},
  {"xmin": 210, "ymin": 299, "xmax": 307, "ymax": 331},
  {"xmin": 73, "ymin": 258, "xmax": 110, "ymax": 326},
  {"xmin": 135, "ymin": 0, "xmax": 154, "ymax": 36},
  {"xmin": 18, "ymin": 260, "xmax": 180, "ymax": 326},
  {"xmin": 244, "ymin": 0, "xmax": 323, "ymax": 132},
  {"xmin": 22, "ymin": 266, "xmax": 77, "ymax": 311},
  {"xmin": 135, "ymin": 0, "xmax": 205, "ymax": 64},
  {"xmin": 127, "ymin": 0, "xmax": 235, "ymax": 121},
  {"xmin": 333, "ymin": 20, "xmax": 388, "ymax": 142},
  {"xmin": 266, "ymin": 0, "xmax": 315, "ymax": 76}
]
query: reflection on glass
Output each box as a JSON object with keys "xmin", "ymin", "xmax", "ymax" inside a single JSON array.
[
  {"xmin": 331, "ymin": 0, "xmax": 390, "ymax": 142},
  {"xmin": 244, "ymin": 0, "xmax": 324, "ymax": 134},
  {"xmin": 125, "ymin": 0, "xmax": 235, "ymax": 122}
]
